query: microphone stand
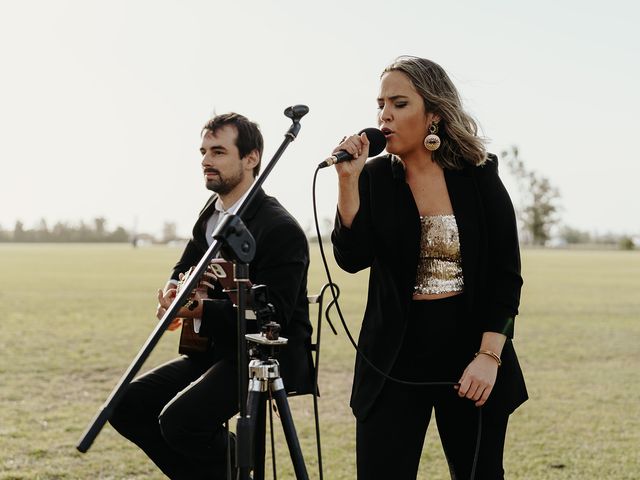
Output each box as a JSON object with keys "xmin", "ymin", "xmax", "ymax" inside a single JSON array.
[{"xmin": 76, "ymin": 105, "xmax": 310, "ymax": 465}]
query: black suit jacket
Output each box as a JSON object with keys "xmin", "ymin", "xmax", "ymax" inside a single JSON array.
[
  {"xmin": 332, "ymin": 154, "xmax": 528, "ymax": 419},
  {"xmin": 172, "ymin": 187, "xmax": 314, "ymax": 395}
]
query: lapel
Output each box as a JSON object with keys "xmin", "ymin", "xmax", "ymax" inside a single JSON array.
[
  {"xmin": 199, "ymin": 195, "xmax": 218, "ymax": 221},
  {"xmin": 390, "ymin": 159, "xmax": 421, "ymax": 297},
  {"xmin": 444, "ymin": 168, "xmax": 481, "ymax": 306},
  {"xmin": 239, "ymin": 187, "xmax": 266, "ymax": 224}
]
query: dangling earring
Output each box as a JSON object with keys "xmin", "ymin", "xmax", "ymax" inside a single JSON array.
[{"xmin": 424, "ymin": 122, "xmax": 441, "ymax": 151}]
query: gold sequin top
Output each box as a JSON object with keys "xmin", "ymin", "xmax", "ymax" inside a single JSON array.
[{"xmin": 414, "ymin": 214, "xmax": 464, "ymax": 295}]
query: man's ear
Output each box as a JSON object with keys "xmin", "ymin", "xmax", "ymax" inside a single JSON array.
[{"xmin": 243, "ymin": 149, "xmax": 260, "ymax": 171}]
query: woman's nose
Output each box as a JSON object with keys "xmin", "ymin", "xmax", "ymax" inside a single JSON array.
[{"xmin": 379, "ymin": 104, "xmax": 392, "ymax": 123}]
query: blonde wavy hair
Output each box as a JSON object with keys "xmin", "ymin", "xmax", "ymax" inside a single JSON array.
[{"xmin": 382, "ymin": 56, "xmax": 487, "ymax": 169}]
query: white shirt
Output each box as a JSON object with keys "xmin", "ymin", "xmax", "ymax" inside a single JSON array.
[{"xmin": 191, "ymin": 182, "xmax": 255, "ymax": 332}]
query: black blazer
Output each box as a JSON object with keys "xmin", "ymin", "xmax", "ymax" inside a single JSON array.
[
  {"xmin": 172, "ymin": 187, "xmax": 314, "ymax": 395},
  {"xmin": 332, "ymin": 154, "xmax": 528, "ymax": 419}
]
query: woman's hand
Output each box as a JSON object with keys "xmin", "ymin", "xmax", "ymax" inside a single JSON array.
[
  {"xmin": 455, "ymin": 354, "xmax": 499, "ymax": 407},
  {"xmin": 335, "ymin": 131, "xmax": 371, "ymax": 228},
  {"xmin": 455, "ymin": 332, "xmax": 506, "ymax": 407},
  {"xmin": 334, "ymin": 131, "xmax": 370, "ymax": 179}
]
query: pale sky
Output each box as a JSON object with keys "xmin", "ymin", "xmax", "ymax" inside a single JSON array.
[{"xmin": 1, "ymin": 0, "xmax": 638, "ymax": 238}]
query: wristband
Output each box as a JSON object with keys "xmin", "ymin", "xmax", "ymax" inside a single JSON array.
[{"xmin": 475, "ymin": 350, "xmax": 502, "ymax": 367}]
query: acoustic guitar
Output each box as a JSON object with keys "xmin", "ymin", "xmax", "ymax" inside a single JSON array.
[{"xmin": 176, "ymin": 259, "xmax": 245, "ymax": 355}]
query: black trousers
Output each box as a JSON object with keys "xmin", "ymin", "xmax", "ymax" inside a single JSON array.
[
  {"xmin": 109, "ymin": 354, "xmax": 239, "ymax": 480},
  {"xmin": 356, "ymin": 296, "xmax": 510, "ymax": 480}
]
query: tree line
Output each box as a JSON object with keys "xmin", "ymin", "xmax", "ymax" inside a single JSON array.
[
  {"xmin": 0, "ymin": 218, "xmax": 188, "ymax": 244},
  {"xmin": 0, "ymin": 218, "xmax": 130, "ymax": 243}
]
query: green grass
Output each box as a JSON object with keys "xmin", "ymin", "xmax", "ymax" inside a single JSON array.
[{"xmin": 1, "ymin": 244, "xmax": 639, "ymax": 479}]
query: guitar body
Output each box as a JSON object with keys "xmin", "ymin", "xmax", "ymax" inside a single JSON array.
[
  {"xmin": 178, "ymin": 318, "xmax": 210, "ymax": 355},
  {"xmin": 176, "ymin": 259, "xmax": 240, "ymax": 355}
]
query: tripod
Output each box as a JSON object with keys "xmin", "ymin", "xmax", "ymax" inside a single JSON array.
[{"xmin": 244, "ymin": 324, "xmax": 309, "ymax": 480}]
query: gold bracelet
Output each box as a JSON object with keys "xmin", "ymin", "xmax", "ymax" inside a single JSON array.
[{"xmin": 475, "ymin": 350, "xmax": 502, "ymax": 367}]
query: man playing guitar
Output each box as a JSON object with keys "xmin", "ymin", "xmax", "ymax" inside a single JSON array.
[{"xmin": 109, "ymin": 113, "xmax": 313, "ymax": 480}]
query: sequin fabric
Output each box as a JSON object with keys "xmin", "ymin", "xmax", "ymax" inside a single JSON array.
[{"xmin": 414, "ymin": 214, "xmax": 464, "ymax": 295}]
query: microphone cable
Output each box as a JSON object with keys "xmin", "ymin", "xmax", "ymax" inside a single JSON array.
[{"xmin": 311, "ymin": 165, "xmax": 481, "ymax": 480}]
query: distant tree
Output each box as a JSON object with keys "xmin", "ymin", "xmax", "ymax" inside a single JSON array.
[
  {"xmin": 618, "ymin": 236, "xmax": 635, "ymax": 250},
  {"xmin": 559, "ymin": 226, "xmax": 591, "ymax": 245},
  {"xmin": 35, "ymin": 218, "xmax": 50, "ymax": 242},
  {"xmin": 502, "ymin": 146, "xmax": 561, "ymax": 246},
  {"xmin": 77, "ymin": 220, "xmax": 92, "ymax": 242},
  {"xmin": 94, "ymin": 217, "xmax": 107, "ymax": 238},
  {"xmin": 51, "ymin": 221, "xmax": 71, "ymax": 241},
  {"xmin": 109, "ymin": 226, "xmax": 130, "ymax": 242},
  {"xmin": 13, "ymin": 220, "xmax": 26, "ymax": 241}
]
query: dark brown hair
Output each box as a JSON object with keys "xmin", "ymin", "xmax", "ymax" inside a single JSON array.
[{"xmin": 202, "ymin": 113, "xmax": 264, "ymax": 177}]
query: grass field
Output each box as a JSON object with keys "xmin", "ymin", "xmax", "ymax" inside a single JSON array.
[{"xmin": 1, "ymin": 244, "xmax": 639, "ymax": 479}]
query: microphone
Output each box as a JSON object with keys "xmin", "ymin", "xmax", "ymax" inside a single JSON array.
[{"xmin": 318, "ymin": 127, "xmax": 386, "ymax": 168}]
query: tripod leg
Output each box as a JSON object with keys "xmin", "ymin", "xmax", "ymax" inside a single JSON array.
[
  {"xmin": 241, "ymin": 380, "xmax": 263, "ymax": 480},
  {"xmin": 252, "ymin": 392, "xmax": 267, "ymax": 480},
  {"xmin": 268, "ymin": 395, "xmax": 277, "ymax": 479},
  {"xmin": 271, "ymin": 379, "xmax": 309, "ymax": 480}
]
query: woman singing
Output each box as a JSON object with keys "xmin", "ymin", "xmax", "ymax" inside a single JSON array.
[{"xmin": 331, "ymin": 56, "xmax": 528, "ymax": 479}]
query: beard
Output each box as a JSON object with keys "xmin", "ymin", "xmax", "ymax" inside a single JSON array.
[{"xmin": 205, "ymin": 167, "xmax": 244, "ymax": 196}]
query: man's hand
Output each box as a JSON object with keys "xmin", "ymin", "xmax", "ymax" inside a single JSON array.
[
  {"xmin": 157, "ymin": 285, "xmax": 209, "ymax": 330},
  {"xmin": 156, "ymin": 287, "xmax": 183, "ymax": 331}
]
